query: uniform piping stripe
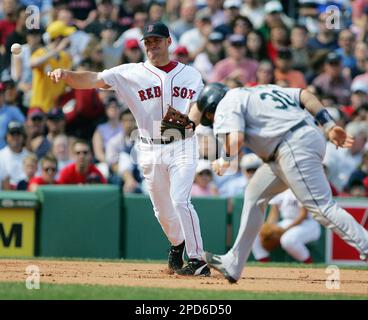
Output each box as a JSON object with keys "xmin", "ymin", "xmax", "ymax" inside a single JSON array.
[
  {"xmin": 285, "ymin": 139, "xmax": 365, "ymax": 254},
  {"xmin": 142, "ymin": 64, "xmax": 164, "ymax": 118},
  {"xmin": 186, "ymin": 176, "xmax": 200, "ymax": 256},
  {"xmin": 170, "ymin": 65, "xmax": 186, "ymax": 107}
]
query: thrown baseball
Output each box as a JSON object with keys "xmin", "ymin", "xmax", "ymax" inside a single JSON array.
[{"xmin": 11, "ymin": 43, "xmax": 22, "ymax": 55}]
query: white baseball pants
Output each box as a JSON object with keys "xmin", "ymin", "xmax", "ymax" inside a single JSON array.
[
  {"xmin": 252, "ymin": 218, "xmax": 321, "ymax": 261},
  {"xmin": 137, "ymin": 136, "xmax": 204, "ymax": 260},
  {"xmin": 221, "ymin": 125, "xmax": 368, "ymax": 280}
]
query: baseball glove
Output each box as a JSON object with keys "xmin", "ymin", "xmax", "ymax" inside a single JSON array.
[
  {"xmin": 259, "ymin": 223, "xmax": 285, "ymax": 252},
  {"xmin": 161, "ymin": 106, "xmax": 195, "ymax": 140}
]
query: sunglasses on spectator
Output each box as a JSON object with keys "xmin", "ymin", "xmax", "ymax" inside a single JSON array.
[
  {"xmin": 8, "ymin": 131, "xmax": 23, "ymax": 136},
  {"xmin": 31, "ymin": 116, "xmax": 44, "ymax": 121},
  {"xmin": 43, "ymin": 167, "xmax": 57, "ymax": 173},
  {"xmin": 75, "ymin": 150, "xmax": 89, "ymax": 155}
]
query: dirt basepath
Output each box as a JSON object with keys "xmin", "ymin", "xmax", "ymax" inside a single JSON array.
[{"xmin": 1, "ymin": 260, "xmax": 367, "ymax": 296}]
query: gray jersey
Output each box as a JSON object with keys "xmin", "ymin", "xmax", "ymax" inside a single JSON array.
[{"xmin": 213, "ymin": 85, "xmax": 315, "ymax": 160}]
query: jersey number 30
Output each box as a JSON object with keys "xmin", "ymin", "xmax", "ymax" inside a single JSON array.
[{"xmin": 260, "ymin": 90, "xmax": 297, "ymax": 110}]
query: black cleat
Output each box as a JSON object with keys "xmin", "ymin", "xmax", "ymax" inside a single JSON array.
[
  {"xmin": 168, "ymin": 241, "xmax": 185, "ymax": 272},
  {"xmin": 176, "ymin": 258, "xmax": 211, "ymax": 276},
  {"xmin": 205, "ymin": 252, "xmax": 237, "ymax": 284}
]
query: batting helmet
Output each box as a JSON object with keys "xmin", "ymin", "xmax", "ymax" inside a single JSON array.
[{"xmin": 197, "ymin": 82, "xmax": 229, "ymax": 126}]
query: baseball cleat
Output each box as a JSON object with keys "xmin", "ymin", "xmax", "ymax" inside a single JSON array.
[
  {"xmin": 204, "ymin": 252, "xmax": 237, "ymax": 284},
  {"xmin": 176, "ymin": 259, "xmax": 211, "ymax": 276},
  {"xmin": 168, "ymin": 241, "xmax": 185, "ymax": 272}
]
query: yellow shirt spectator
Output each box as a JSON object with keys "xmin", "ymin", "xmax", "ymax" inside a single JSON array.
[{"xmin": 30, "ymin": 48, "xmax": 72, "ymax": 112}]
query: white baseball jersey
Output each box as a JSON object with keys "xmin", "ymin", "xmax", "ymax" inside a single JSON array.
[
  {"xmin": 213, "ymin": 85, "xmax": 315, "ymax": 160},
  {"xmin": 99, "ymin": 61, "xmax": 204, "ymax": 139},
  {"xmin": 269, "ymin": 189, "xmax": 312, "ymax": 220}
]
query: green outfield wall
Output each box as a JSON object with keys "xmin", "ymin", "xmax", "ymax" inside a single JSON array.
[{"xmin": 1, "ymin": 188, "xmax": 364, "ymax": 264}]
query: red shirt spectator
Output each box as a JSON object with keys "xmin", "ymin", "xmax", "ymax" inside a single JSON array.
[{"xmin": 58, "ymin": 162, "xmax": 107, "ymax": 184}]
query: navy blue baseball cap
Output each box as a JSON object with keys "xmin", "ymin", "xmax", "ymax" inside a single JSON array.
[{"xmin": 141, "ymin": 22, "xmax": 170, "ymax": 40}]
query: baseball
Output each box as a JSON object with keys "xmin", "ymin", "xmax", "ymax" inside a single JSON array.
[{"xmin": 11, "ymin": 43, "xmax": 22, "ymax": 55}]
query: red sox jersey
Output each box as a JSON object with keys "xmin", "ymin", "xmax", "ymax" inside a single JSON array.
[{"xmin": 99, "ymin": 60, "xmax": 204, "ymax": 139}]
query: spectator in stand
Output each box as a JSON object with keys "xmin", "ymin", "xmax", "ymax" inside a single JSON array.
[
  {"xmin": 0, "ymin": 121, "xmax": 29, "ymax": 189},
  {"xmin": 352, "ymin": 48, "xmax": 368, "ymax": 88},
  {"xmin": 114, "ymin": 0, "xmax": 144, "ymax": 32},
  {"xmin": 346, "ymin": 151, "xmax": 368, "ymax": 194},
  {"xmin": 84, "ymin": 0, "xmax": 118, "ymax": 38},
  {"xmin": 228, "ymin": 15, "xmax": 253, "ymax": 39},
  {"xmin": 82, "ymin": 36, "xmax": 104, "ymax": 72},
  {"xmin": 17, "ymin": 153, "xmax": 38, "ymax": 191},
  {"xmin": 193, "ymin": 32, "xmax": 225, "ymax": 82},
  {"xmin": 30, "ymin": 107, "xmax": 66, "ymax": 160},
  {"xmin": 267, "ymin": 25, "xmax": 290, "ymax": 63},
  {"xmin": 92, "ymin": 96, "xmax": 123, "ymax": 164},
  {"xmin": 30, "ymin": 21, "xmax": 73, "ymax": 112},
  {"xmin": 11, "ymin": 28, "xmax": 43, "ymax": 108},
  {"xmin": 120, "ymin": 38, "xmax": 145, "ymax": 64},
  {"xmin": 290, "ymin": 24, "xmax": 311, "ymax": 74},
  {"xmin": 246, "ymin": 30, "xmax": 268, "ymax": 62},
  {"xmin": 209, "ymin": 34, "xmax": 258, "ymax": 84},
  {"xmin": 196, "ymin": 0, "xmax": 226, "ymax": 28},
  {"xmin": 341, "ymin": 80, "xmax": 368, "ymax": 120},
  {"xmin": 67, "ymin": 0, "xmax": 97, "ymax": 30},
  {"xmin": 179, "ymin": 11, "xmax": 213, "ymax": 59},
  {"xmin": 353, "ymin": 42, "xmax": 368, "ymax": 77},
  {"xmin": 58, "ymin": 139, "xmax": 107, "ymax": 184},
  {"xmin": 214, "ymin": 152, "xmax": 263, "ymax": 197},
  {"xmin": 214, "ymin": 0, "xmax": 243, "ymax": 38},
  {"xmin": 172, "ymin": 46, "xmax": 191, "ymax": 65},
  {"xmin": 148, "ymin": 0, "xmax": 166, "ymax": 23},
  {"xmin": 335, "ymin": 29, "xmax": 358, "ymax": 80},
  {"xmin": 0, "ymin": 0, "xmax": 17, "ymax": 47},
  {"xmin": 274, "ymin": 48, "xmax": 307, "ymax": 88},
  {"xmin": 311, "ymin": 52, "xmax": 352, "ymax": 105},
  {"xmin": 0, "ymin": 82, "xmax": 25, "ymax": 150},
  {"xmin": 307, "ymin": 11, "xmax": 339, "ymax": 55},
  {"xmin": 246, "ymin": 60, "xmax": 275, "ymax": 86},
  {"xmin": 60, "ymin": 61, "xmax": 105, "ymax": 140},
  {"xmin": 4, "ymin": 5, "xmax": 28, "ymax": 70},
  {"xmin": 56, "ymin": 7, "xmax": 92, "ymax": 68},
  {"xmin": 258, "ymin": 0, "xmax": 292, "ymax": 42},
  {"xmin": 241, "ymin": 0, "xmax": 265, "ymax": 29},
  {"xmin": 100, "ymin": 21, "xmax": 123, "ymax": 69},
  {"xmin": 25, "ymin": 107, "xmax": 46, "ymax": 153},
  {"xmin": 115, "ymin": 6, "xmax": 178, "ymax": 53},
  {"xmin": 252, "ymin": 189, "xmax": 321, "ymax": 263},
  {"xmin": 169, "ymin": 0, "xmax": 196, "ymax": 40},
  {"xmin": 191, "ymin": 159, "xmax": 218, "ymax": 196},
  {"xmin": 52, "ymin": 133, "xmax": 73, "ymax": 178},
  {"xmin": 28, "ymin": 154, "xmax": 59, "ymax": 192},
  {"xmin": 106, "ymin": 109, "xmax": 139, "ymax": 193},
  {"xmin": 324, "ymin": 121, "xmax": 368, "ymax": 192}
]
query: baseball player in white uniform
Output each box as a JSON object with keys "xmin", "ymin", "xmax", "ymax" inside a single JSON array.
[
  {"xmin": 252, "ymin": 189, "xmax": 321, "ymax": 263},
  {"xmin": 197, "ymin": 83, "xmax": 368, "ymax": 283},
  {"xmin": 48, "ymin": 22, "xmax": 210, "ymax": 276}
]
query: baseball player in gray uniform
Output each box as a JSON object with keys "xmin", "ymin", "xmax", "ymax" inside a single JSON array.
[
  {"xmin": 48, "ymin": 22, "xmax": 210, "ymax": 276},
  {"xmin": 197, "ymin": 83, "xmax": 368, "ymax": 283}
]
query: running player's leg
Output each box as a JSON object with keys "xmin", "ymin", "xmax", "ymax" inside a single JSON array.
[
  {"xmin": 278, "ymin": 127, "xmax": 368, "ymax": 257},
  {"xmin": 220, "ymin": 162, "xmax": 288, "ymax": 280}
]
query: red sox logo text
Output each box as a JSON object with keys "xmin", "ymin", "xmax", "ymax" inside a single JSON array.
[{"xmin": 138, "ymin": 86, "xmax": 196, "ymax": 101}]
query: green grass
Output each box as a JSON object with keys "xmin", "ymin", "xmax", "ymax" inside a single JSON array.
[{"xmin": 0, "ymin": 282, "xmax": 366, "ymax": 300}]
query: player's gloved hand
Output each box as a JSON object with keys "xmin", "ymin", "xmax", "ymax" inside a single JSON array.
[
  {"xmin": 212, "ymin": 158, "xmax": 230, "ymax": 176},
  {"xmin": 161, "ymin": 105, "xmax": 195, "ymax": 140},
  {"xmin": 327, "ymin": 126, "xmax": 354, "ymax": 149}
]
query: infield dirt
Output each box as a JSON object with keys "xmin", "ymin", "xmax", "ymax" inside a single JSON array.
[{"xmin": 1, "ymin": 259, "xmax": 367, "ymax": 296}]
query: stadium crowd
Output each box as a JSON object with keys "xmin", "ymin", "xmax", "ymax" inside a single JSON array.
[{"xmin": 0, "ymin": 0, "xmax": 368, "ymax": 198}]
